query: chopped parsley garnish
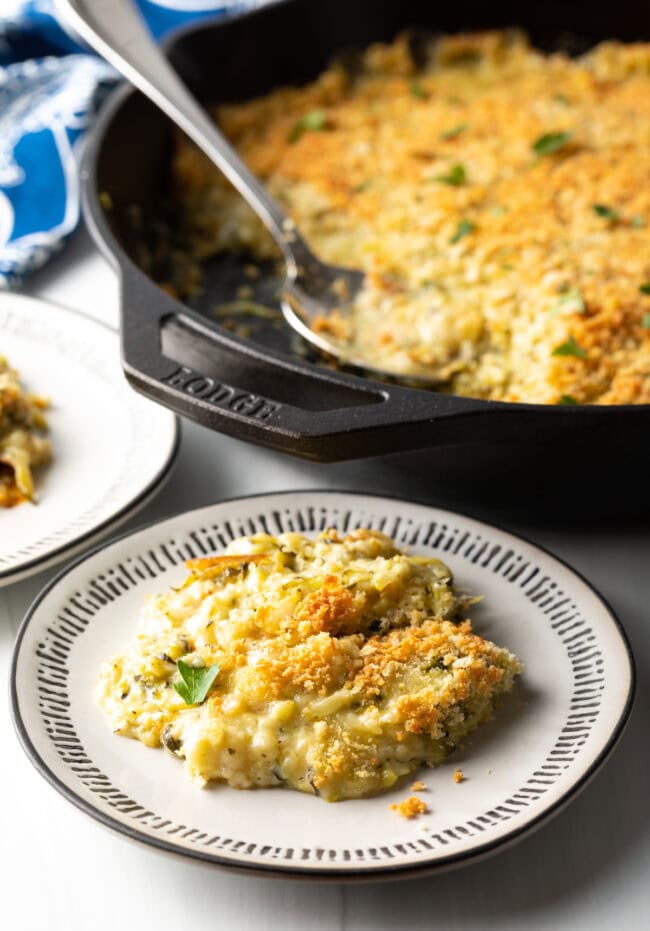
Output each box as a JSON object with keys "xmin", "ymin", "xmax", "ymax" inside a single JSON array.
[
  {"xmin": 592, "ymin": 204, "xmax": 620, "ymax": 222},
  {"xmin": 558, "ymin": 394, "xmax": 579, "ymax": 405},
  {"xmin": 642, "ymin": 313, "xmax": 650, "ymax": 329},
  {"xmin": 632, "ymin": 215, "xmax": 646, "ymax": 229},
  {"xmin": 532, "ymin": 131, "xmax": 573, "ymax": 157},
  {"xmin": 552, "ymin": 335, "xmax": 587, "ymax": 359},
  {"xmin": 450, "ymin": 219, "xmax": 475, "ymax": 244},
  {"xmin": 435, "ymin": 163, "xmax": 466, "ymax": 186},
  {"xmin": 440, "ymin": 122, "xmax": 469, "ymax": 140},
  {"xmin": 410, "ymin": 81, "xmax": 428, "ymax": 99},
  {"xmin": 288, "ymin": 110, "xmax": 327, "ymax": 143},
  {"xmin": 173, "ymin": 659, "xmax": 220, "ymax": 705},
  {"xmin": 640, "ymin": 282, "xmax": 650, "ymax": 295},
  {"xmin": 553, "ymin": 288, "xmax": 585, "ymax": 315}
]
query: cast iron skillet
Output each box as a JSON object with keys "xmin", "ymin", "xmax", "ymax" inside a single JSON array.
[{"xmin": 82, "ymin": 0, "xmax": 650, "ymax": 515}]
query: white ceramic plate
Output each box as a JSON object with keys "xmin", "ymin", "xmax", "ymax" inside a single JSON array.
[
  {"xmin": 11, "ymin": 491, "xmax": 634, "ymax": 880},
  {"xmin": 0, "ymin": 293, "xmax": 178, "ymax": 585}
]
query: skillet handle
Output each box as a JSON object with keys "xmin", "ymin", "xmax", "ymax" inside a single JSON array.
[{"xmin": 119, "ymin": 271, "xmax": 498, "ymax": 463}]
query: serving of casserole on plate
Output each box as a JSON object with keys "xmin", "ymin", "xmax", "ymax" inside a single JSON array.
[
  {"xmin": 0, "ymin": 356, "xmax": 51, "ymax": 507},
  {"xmin": 97, "ymin": 528, "xmax": 521, "ymax": 801},
  {"xmin": 173, "ymin": 30, "xmax": 650, "ymax": 403}
]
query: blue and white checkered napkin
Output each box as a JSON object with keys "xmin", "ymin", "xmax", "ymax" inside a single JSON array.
[{"xmin": 0, "ymin": 1, "xmax": 260, "ymax": 289}]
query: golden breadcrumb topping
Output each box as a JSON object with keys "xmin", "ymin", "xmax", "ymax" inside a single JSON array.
[
  {"xmin": 98, "ymin": 529, "xmax": 521, "ymax": 801},
  {"xmin": 174, "ymin": 31, "xmax": 650, "ymax": 404},
  {"xmin": 454, "ymin": 768, "xmax": 465, "ymax": 784}
]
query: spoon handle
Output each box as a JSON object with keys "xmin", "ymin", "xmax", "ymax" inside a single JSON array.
[{"xmin": 57, "ymin": 0, "xmax": 301, "ymax": 271}]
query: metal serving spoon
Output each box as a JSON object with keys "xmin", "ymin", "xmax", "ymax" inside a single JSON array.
[{"xmin": 57, "ymin": 0, "xmax": 367, "ymax": 366}]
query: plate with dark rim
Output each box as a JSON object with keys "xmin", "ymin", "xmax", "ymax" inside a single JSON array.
[
  {"xmin": 0, "ymin": 293, "xmax": 178, "ymax": 586},
  {"xmin": 11, "ymin": 491, "xmax": 634, "ymax": 880}
]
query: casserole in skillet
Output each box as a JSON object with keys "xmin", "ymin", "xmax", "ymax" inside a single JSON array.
[
  {"xmin": 82, "ymin": 0, "xmax": 650, "ymax": 515},
  {"xmin": 173, "ymin": 29, "xmax": 650, "ymax": 404}
]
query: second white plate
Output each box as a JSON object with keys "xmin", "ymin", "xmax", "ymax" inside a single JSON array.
[{"xmin": 0, "ymin": 293, "xmax": 178, "ymax": 585}]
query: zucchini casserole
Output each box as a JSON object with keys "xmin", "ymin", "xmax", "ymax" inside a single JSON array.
[
  {"xmin": 0, "ymin": 356, "xmax": 51, "ymax": 507},
  {"xmin": 97, "ymin": 529, "xmax": 521, "ymax": 801},
  {"xmin": 173, "ymin": 30, "xmax": 650, "ymax": 403}
]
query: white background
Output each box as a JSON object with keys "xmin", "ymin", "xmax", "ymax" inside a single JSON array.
[{"xmin": 1, "ymin": 227, "xmax": 649, "ymax": 929}]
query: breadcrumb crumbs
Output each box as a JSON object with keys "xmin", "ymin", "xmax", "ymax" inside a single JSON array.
[
  {"xmin": 391, "ymin": 796, "xmax": 429, "ymax": 819},
  {"xmin": 454, "ymin": 768, "xmax": 465, "ymax": 784},
  {"xmin": 411, "ymin": 780, "xmax": 426, "ymax": 791}
]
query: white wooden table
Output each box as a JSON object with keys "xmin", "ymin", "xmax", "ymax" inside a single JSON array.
[{"xmin": 2, "ymin": 227, "xmax": 649, "ymax": 930}]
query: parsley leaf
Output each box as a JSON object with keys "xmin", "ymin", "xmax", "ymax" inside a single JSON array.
[
  {"xmin": 642, "ymin": 314, "xmax": 650, "ymax": 329},
  {"xmin": 173, "ymin": 659, "xmax": 220, "ymax": 705},
  {"xmin": 558, "ymin": 394, "xmax": 579, "ymax": 405},
  {"xmin": 532, "ymin": 131, "xmax": 573, "ymax": 157},
  {"xmin": 552, "ymin": 335, "xmax": 588, "ymax": 359},
  {"xmin": 288, "ymin": 110, "xmax": 327, "ymax": 143},
  {"xmin": 592, "ymin": 204, "xmax": 620, "ymax": 222},
  {"xmin": 450, "ymin": 219, "xmax": 475, "ymax": 244},
  {"xmin": 410, "ymin": 81, "xmax": 428, "ymax": 99},
  {"xmin": 640, "ymin": 282, "xmax": 650, "ymax": 295},
  {"xmin": 440, "ymin": 122, "xmax": 469, "ymax": 140},
  {"xmin": 435, "ymin": 163, "xmax": 466, "ymax": 186},
  {"xmin": 553, "ymin": 287, "xmax": 585, "ymax": 315}
]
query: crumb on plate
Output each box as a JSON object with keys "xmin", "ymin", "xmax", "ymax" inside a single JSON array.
[{"xmin": 391, "ymin": 796, "xmax": 429, "ymax": 819}]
